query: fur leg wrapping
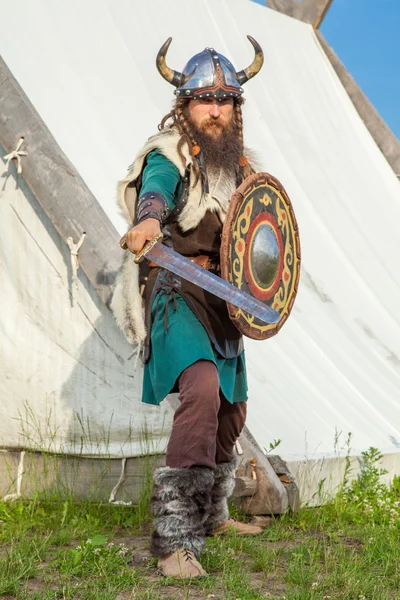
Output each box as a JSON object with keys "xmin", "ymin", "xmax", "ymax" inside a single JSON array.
[
  {"xmin": 205, "ymin": 458, "xmax": 237, "ymax": 533},
  {"xmin": 150, "ymin": 466, "xmax": 214, "ymax": 559}
]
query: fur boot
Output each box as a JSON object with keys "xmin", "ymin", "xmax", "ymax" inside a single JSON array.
[
  {"xmin": 150, "ymin": 466, "xmax": 214, "ymax": 559},
  {"xmin": 204, "ymin": 458, "xmax": 237, "ymax": 534}
]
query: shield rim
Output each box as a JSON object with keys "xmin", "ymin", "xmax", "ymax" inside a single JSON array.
[{"xmin": 220, "ymin": 171, "xmax": 301, "ymax": 340}]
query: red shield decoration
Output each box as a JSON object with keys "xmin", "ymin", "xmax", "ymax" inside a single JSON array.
[{"xmin": 220, "ymin": 172, "xmax": 301, "ymax": 340}]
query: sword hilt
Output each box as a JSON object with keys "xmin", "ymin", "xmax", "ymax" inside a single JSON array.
[
  {"xmin": 119, "ymin": 232, "xmax": 163, "ymax": 264},
  {"xmin": 119, "ymin": 236, "xmax": 128, "ymax": 250}
]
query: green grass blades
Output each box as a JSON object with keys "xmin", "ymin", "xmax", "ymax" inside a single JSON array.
[
  {"xmin": 0, "ymin": 536, "xmax": 51, "ymax": 596},
  {"xmin": 56, "ymin": 535, "xmax": 132, "ymax": 577},
  {"xmin": 1, "ymin": 445, "xmax": 400, "ymax": 599}
]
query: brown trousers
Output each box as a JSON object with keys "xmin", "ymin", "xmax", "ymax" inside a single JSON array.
[{"xmin": 165, "ymin": 360, "xmax": 247, "ymax": 469}]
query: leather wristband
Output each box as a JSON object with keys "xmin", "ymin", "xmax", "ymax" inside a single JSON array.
[{"xmin": 136, "ymin": 192, "xmax": 170, "ymax": 224}]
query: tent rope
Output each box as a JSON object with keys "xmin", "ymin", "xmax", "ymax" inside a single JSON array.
[
  {"xmin": 235, "ymin": 440, "xmax": 244, "ymax": 455},
  {"xmin": 67, "ymin": 232, "xmax": 86, "ymax": 291},
  {"xmin": 3, "ymin": 138, "xmax": 27, "ymax": 174},
  {"xmin": 250, "ymin": 457, "xmax": 258, "ymax": 481},
  {"xmin": 3, "ymin": 451, "xmax": 25, "ymax": 501},
  {"xmin": 108, "ymin": 457, "xmax": 132, "ymax": 505}
]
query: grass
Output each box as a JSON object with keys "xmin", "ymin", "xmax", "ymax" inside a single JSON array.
[{"xmin": 1, "ymin": 448, "xmax": 400, "ymax": 599}]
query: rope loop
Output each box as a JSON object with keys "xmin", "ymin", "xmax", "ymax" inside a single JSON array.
[
  {"xmin": 4, "ymin": 137, "xmax": 27, "ymax": 174},
  {"xmin": 67, "ymin": 232, "xmax": 86, "ymax": 291}
]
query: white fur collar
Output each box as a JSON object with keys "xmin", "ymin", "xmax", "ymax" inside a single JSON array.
[{"xmin": 116, "ymin": 128, "xmax": 237, "ymax": 232}]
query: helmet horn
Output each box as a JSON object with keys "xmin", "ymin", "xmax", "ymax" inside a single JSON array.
[
  {"xmin": 156, "ymin": 37, "xmax": 185, "ymax": 87},
  {"xmin": 235, "ymin": 35, "xmax": 264, "ymax": 85}
]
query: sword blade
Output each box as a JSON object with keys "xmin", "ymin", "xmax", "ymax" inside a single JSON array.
[{"xmin": 145, "ymin": 242, "xmax": 280, "ymax": 325}]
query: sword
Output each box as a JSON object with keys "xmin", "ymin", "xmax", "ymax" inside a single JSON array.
[{"xmin": 120, "ymin": 233, "xmax": 280, "ymax": 325}]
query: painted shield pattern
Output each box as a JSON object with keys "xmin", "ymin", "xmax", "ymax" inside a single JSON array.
[{"xmin": 220, "ymin": 172, "xmax": 301, "ymax": 340}]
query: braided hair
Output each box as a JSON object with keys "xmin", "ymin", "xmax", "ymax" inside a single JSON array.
[
  {"xmin": 159, "ymin": 99, "xmax": 203, "ymax": 187},
  {"xmin": 234, "ymin": 97, "xmax": 255, "ymax": 181}
]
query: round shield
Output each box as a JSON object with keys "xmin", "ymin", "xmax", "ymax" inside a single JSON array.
[{"xmin": 220, "ymin": 172, "xmax": 300, "ymax": 340}]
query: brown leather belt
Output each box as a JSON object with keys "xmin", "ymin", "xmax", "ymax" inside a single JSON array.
[{"xmin": 148, "ymin": 254, "xmax": 220, "ymax": 271}]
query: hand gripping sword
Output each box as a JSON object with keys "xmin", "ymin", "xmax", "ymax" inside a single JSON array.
[{"xmin": 120, "ymin": 233, "xmax": 280, "ymax": 325}]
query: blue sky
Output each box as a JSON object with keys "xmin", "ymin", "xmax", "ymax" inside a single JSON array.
[{"xmin": 251, "ymin": 0, "xmax": 400, "ymax": 139}]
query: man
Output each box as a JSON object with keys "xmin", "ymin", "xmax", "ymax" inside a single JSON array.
[{"xmin": 112, "ymin": 36, "xmax": 264, "ymax": 577}]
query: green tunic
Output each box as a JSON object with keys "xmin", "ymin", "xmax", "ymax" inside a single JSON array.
[{"xmin": 139, "ymin": 151, "xmax": 248, "ymax": 406}]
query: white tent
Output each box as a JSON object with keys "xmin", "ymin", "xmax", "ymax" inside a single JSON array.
[{"xmin": 1, "ymin": 0, "xmax": 400, "ymax": 503}]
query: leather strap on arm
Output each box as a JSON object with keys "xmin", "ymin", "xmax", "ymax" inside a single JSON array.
[{"xmin": 136, "ymin": 192, "xmax": 170, "ymax": 224}]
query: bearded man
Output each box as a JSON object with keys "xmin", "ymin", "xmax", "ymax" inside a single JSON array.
[{"xmin": 112, "ymin": 37, "xmax": 264, "ymax": 578}]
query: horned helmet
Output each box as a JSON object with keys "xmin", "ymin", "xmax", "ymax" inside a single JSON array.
[{"xmin": 156, "ymin": 35, "xmax": 264, "ymax": 100}]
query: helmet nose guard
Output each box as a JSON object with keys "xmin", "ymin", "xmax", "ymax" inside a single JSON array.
[{"xmin": 156, "ymin": 35, "xmax": 264, "ymax": 99}]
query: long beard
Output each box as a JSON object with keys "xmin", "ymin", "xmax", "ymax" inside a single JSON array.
[{"xmin": 194, "ymin": 119, "xmax": 242, "ymax": 172}]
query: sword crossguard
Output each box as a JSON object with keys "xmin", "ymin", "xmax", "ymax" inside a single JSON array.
[
  {"xmin": 134, "ymin": 233, "xmax": 163, "ymax": 264},
  {"xmin": 119, "ymin": 232, "xmax": 163, "ymax": 263},
  {"xmin": 119, "ymin": 235, "xmax": 129, "ymax": 250}
]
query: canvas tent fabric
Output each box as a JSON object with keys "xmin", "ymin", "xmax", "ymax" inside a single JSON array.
[
  {"xmin": 0, "ymin": 143, "xmax": 174, "ymax": 458},
  {"xmin": 1, "ymin": 0, "xmax": 400, "ymax": 470}
]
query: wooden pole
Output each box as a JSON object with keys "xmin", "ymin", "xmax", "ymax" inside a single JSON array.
[
  {"xmin": 265, "ymin": 0, "xmax": 297, "ymax": 18},
  {"xmin": 235, "ymin": 427, "xmax": 289, "ymax": 514},
  {"xmin": 0, "ymin": 56, "xmax": 123, "ymax": 308},
  {"xmin": 265, "ymin": 0, "xmax": 334, "ymax": 27},
  {"xmin": 292, "ymin": 0, "xmax": 334, "ymax": 29},
  {"xmin": 313, "ymin": 0, "xmax": 335, "ymax": 29},
  {"xmin": 233, "ymin": 476, "xmax": 258, "ymax": 498}
]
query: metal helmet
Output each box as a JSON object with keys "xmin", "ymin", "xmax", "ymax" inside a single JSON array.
[{"xmin": 156, "ymin": 35, "xmax": 264, "ymax": 100}]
